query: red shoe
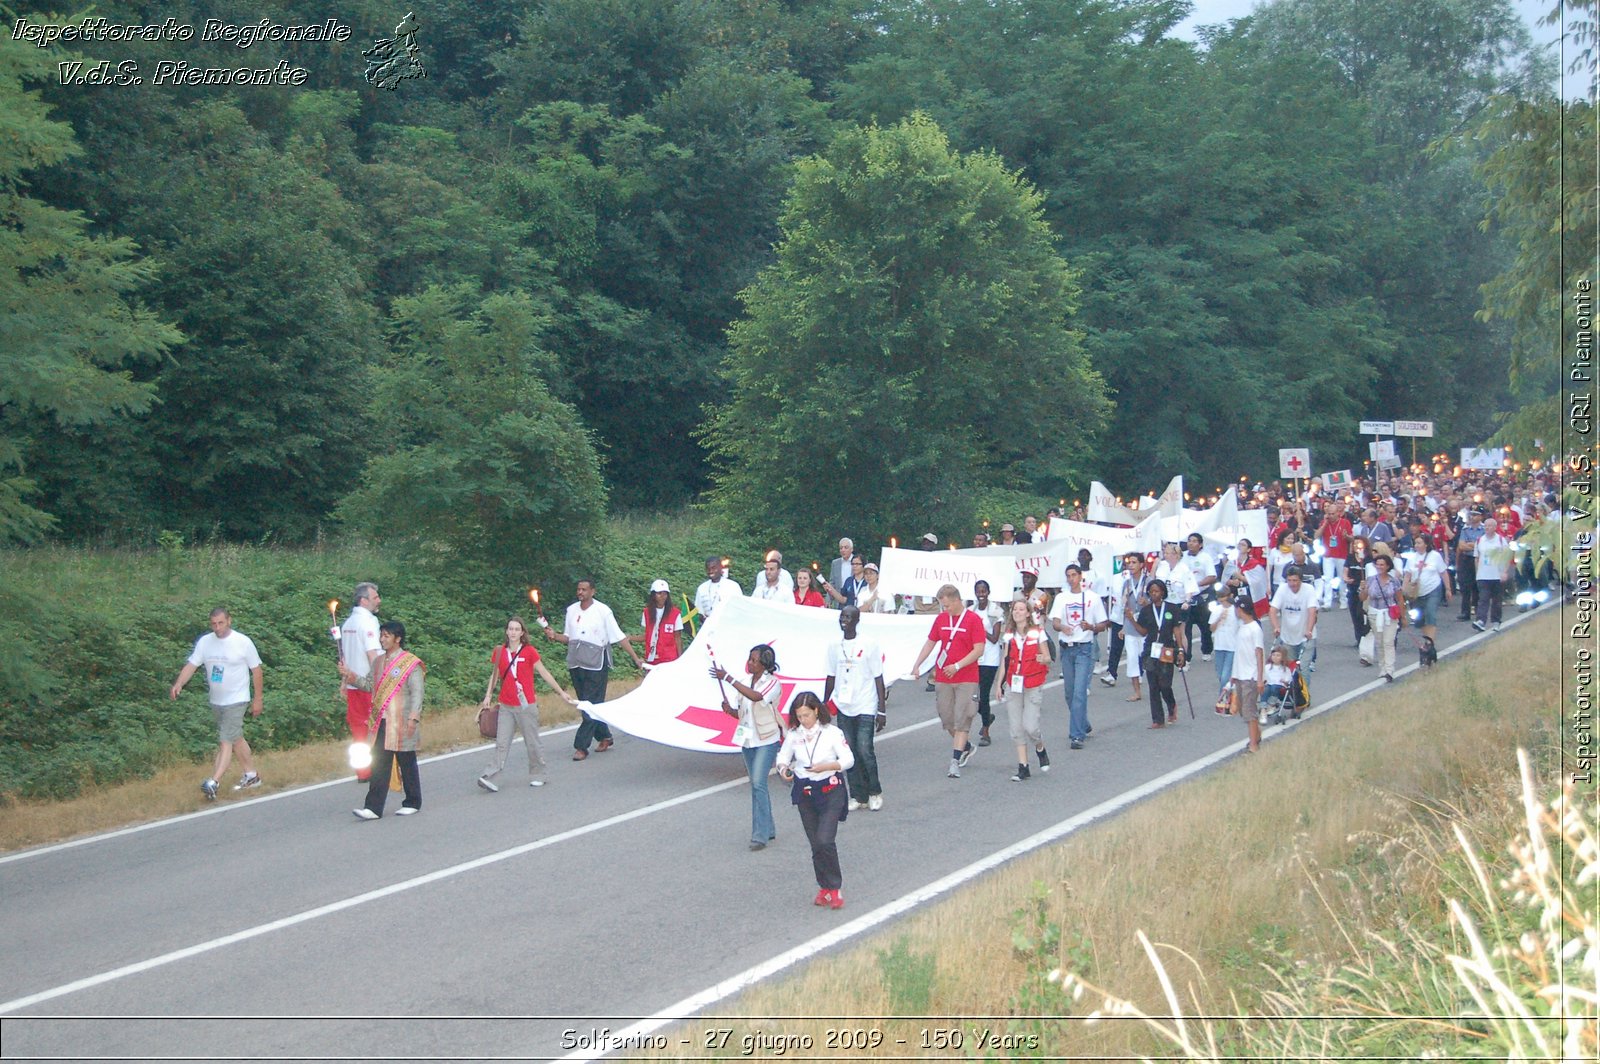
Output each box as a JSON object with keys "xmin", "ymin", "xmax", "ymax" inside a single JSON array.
[
  {"xmin": 829, "ymin": 890, "xmax": 844, "ymax": 910},
  {"xmin": 813, "ymin": 888, "xmax": 829, "ymax": 906}
]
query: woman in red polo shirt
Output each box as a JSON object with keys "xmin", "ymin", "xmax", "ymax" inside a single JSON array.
[
  {"xmin": 477, "ymin": 617, "xmax": 575, "ymax": 792},
  {"xmin": 793, "ymin": 568, "xmax": 826, "ymax": 607}
]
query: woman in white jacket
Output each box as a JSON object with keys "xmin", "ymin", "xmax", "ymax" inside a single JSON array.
[{"xmin": 776, "ymin": 692, "xmax": 855, "ymax": 909}]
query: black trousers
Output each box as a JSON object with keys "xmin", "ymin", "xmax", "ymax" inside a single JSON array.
[
  {"xmin": 1184, "ymin": 599, "xmax": 1214, "ymax": 656},
  {"xmin": 1348, "ymin": 595, "xmax": 1369, "ymax": 642},
  {"xmin": 796, "ymin": 782, "xmax": 846, "ymax": 890},
  {"xmin": 1456, "ymin": 555, "xmax": 1478, "ymax": 618},
  {"xmin": 1475, "ymin": 579, "xmax": 1503, "ymax": 626},
  {"xmin": 571, "ymin": 667, "xmax": 613, "ymax": 750},
  {"xmin": 1107, "ymin": 623, "xmax": 1125, "ymax": 675},
  {"xmin": 976, "ymin": 664, "xmax": 998, "ymax": 728},
  {"xmin": 1146, "ymin": 659, "xmax": 1176, "ymax": 724},
  {"xmin": 364, "ymin": 721, "xmax": 421, "ymax": 815}
]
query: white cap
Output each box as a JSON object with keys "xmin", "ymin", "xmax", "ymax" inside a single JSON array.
[{"xmin": 650, "ymin": 579, "xmax": 670, "ymax": 594}]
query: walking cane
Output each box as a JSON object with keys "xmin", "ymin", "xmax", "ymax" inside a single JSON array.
[{"xmin": 1178, "ymin": 652, "xmax": 1196, "ymax": 719}]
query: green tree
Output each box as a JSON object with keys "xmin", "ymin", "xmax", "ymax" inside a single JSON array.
[
  {"xmin": 336, "ymin": 284, "xmax": 608, "ymax": 584},
  {"xmin": 0, "ymin": 34, "xmax": 181, "ymax": 543},
  {"xmin": 1473, "ymin": 5, "xmax": 1597, "ymax": 454},
  {"xmin": 705, "ymin": 115, "xmax": 1108, "ymax": 548}
]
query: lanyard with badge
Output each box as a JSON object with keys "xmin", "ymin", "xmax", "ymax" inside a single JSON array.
[
  {"xmin": 1147, "ymin": 605, "xmax": 1169, "ymax": 659},
  {"xmin": 1009, "ymin": 631, "xmax": 1035, "ymax": 692},
  {"xmin": 937, "ymin": 609, "xmax": 969, "ymax": 670}
]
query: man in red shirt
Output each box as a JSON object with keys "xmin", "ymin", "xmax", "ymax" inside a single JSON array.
[
  {"xmin": 909, "ymin": 584, "xmax": 988, "ymax": 778},
  {"xmin": 1317, "ymin": 501, "xmax": 1353, "ymax": 610}
]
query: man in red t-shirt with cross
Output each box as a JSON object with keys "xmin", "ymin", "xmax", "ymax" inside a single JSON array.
[{"xmin": 909, "ymin": 584, "xmax": 988, "ymax": 779}]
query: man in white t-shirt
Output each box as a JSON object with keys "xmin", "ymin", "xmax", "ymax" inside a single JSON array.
[
  {"xmin": 338, "ymin": 582, "xmax": 382, "ymax": 780},
  {"xmin": 1050, "ymin": 564, "xmax": 1108, "ymax": 750},
  {"xmin": 1472, "ymin": 518, "xmax": 1513, "ymax": 632},
  {"xmin": 694, "ymin": 556, "xmax": 742, "ymax": 623},
  {"xmin": 545, "ymin": 578, "xmax": 644, "ymax": 759},
  {"xmin": 1180, "ymin": 533, "xmax": 1219, "ymax": 660},
  {"xmin": 170, "ymin": 607, "xmax": 264, "ymax": 801},
  {"xmin": 824, "ymin": 606, "xmax": 888, "ymax": 811},
  {"xmin": 1269, "ymin": 570, "xmax": 1319, "ymax": 674},
  {"xmin": 971, "ymin": 579, "xmax": 1006, "ymax": 747},
  {"xmin": 750, "ymin": 549, "xmax": 794, "ymax": 602}
]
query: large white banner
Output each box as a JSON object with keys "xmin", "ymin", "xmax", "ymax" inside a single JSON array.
[
  {"xmin": 587, "ymin": 596, "xmax": 934, "ymax": 754},
  {"xmin": 1086, "ymin": 481, "xmax": 1158, "ymax": 526},
  {"xmin": 876, "ymin": 545, "xmax": 1023, "ymax": 601}
]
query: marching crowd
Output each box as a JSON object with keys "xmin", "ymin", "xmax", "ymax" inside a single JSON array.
[{"xmin": 169, "ymin": 463, "xmax": 1571, "ymax": 907}]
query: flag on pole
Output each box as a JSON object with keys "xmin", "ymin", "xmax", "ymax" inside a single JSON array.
[{"xmin": 1278, "ymin": 448, "xmax": 1311, "ymax": 479}]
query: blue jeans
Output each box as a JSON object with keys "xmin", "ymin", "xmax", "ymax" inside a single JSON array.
[
  {"xmin": 742, "ymin": 742, "xmax": 778, "ymax": 845},
  {"xmin": 1212, "ymin": 650, "xmax": 1235, "ymax": 697},
  {"xmin": 1060, "ymin": 640, "xmax": 1094, "ymax": 742},
  {"xmin": 835, "ymin": 712, "xmax": 881, "ymax": 798}
]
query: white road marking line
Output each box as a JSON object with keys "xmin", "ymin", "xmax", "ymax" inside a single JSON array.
[
  {"xmin": 0, "ymin": 726, "xmax": 575, "ymax": 867},
  {"xmin": 0, "ymin": 608, "xmax": 1536, "ymax": 1019},
  {"xmin": 0, "ymin": 713, "xmax": 941, "ymax": 1014},
  {"xmin": 559, "ymin": 608, "xmax": 1537, "ymax": 1061}
]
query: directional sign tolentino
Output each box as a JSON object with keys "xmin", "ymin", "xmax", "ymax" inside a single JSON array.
[{"xmin": 1359, "ymin": 420, "xmax": 1395, "ymax": 435}]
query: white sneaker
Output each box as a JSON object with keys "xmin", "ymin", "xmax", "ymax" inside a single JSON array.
[
  {"xmin": 868, "ymin": 794, "xmax": 883, "ymax": 811},
  {"xmin": 232, "ymin": 773, "xmax": 261, "ymax": 791},
  {"xmin": 847, "ymin": 799, "xmax": 864, "ymax": 811},
  {"xmin": 352, "ymin": 808, "xmax": 379, "ymax": 820},
  {"xmin": 947, "ymin": 759, "xmax": 961, "ymax": 779},
  {"xmin": 477, "ymin": 776, "xmax": 498, "ymax": 792},
  {"xmin": 1201, "ymin": 653, "xmax": 1212, "ymax": 661},
  {"xmin": 529, "ymin": 779, "xmax": 546, "ymax": 787},
  {"xmin": 395, "ymin": 807, "xmax": 418, "ymax": 816}
]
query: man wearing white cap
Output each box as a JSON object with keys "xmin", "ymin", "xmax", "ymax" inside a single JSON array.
[{"xmin": 631, "ymin": 579, "xmax": 684, "ymax": 668}]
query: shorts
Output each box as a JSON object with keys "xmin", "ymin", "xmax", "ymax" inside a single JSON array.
[
  {"xmin": 1232, "ymin": 680, "xmax": 1260, "ymax": 723},
  {"xmin": 1416, "ymin": 586, "xmax": 1442, "ymax": 628},
  {"xmin": 212, "ymin": 701, "xmax": 248, "ymax": 743},
  {"xmin": 935, "ymin": 681, "xmax": 979, "ymax": 735}
]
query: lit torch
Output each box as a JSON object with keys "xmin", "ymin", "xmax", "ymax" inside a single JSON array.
[
  {"xmin": 328, "ymin": 599, "xmax": 341, "ymax": 662},
  {"xmin": 531, "ymin": 587, "xmax": 549, "ymax": 630}
]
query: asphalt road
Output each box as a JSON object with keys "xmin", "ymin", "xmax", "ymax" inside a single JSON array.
[{"xmin": 0, "ymin": 602, "xmax": 1553, "ymax": 1063}]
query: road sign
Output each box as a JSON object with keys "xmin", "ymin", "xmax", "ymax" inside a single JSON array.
[
  {"xmin": 1394, "ymin": 420, "xmax": 1435, "ymax": 437},
  {"xmin": 1369, "ymin": 440, "xmax": 1396, "ymax": 461},
  {"xmin": 1278, "ymin": 448, "xmax": 1310, "ymax": 478},
  {"xmin": 1359, "ymin": 420, "xmax": 1395, "ymax": 435}
]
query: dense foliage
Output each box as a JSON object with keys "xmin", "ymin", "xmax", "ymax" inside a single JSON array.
[
  {"xmin": 706, "ymin": 115, "xmax": 1108, "ymax": 545},
  {"xmin": 0, "ymin": 0, "xmax": 1557, "ymax": 544}
]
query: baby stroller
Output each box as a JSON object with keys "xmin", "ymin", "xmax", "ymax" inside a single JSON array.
[{"xmin": 1263, "ymin": 651, "xmax": 1310, "ymax": 726}]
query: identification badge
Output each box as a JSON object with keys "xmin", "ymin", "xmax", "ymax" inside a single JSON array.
[
  {"xmin": 210, "ymin": 665, "xmax": 224, "ymax": 683},
  {"xmin": 1010, "ymin": 672, "xmax": 1023, "ymax": 694},
  {"xmin": 731, "ymin": 722, "xmax": 751, "ymax": 747}
]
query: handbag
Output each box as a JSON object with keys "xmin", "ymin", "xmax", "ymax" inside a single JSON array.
[{"xmin": 479, "ymin": 649, "xmax": 522, "ymax": 739}]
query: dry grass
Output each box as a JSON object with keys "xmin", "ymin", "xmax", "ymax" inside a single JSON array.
[
  {"xmin": 0, "ymin": 676, "xmax": 641, "ymax": 854},
  {"xmin": 640, "ymin": 609, "xmax": 1565, "ymax": 1059}
]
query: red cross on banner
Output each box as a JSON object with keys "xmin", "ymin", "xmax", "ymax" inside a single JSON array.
[{"xmin": 1278, "ymin": 448, "xmax": 1310, "ymax": 478}]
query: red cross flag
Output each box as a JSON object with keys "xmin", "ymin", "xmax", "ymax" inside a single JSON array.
[{"xmin": 1278, "ymin": 448, "xmax": 1311, "ymax": 478}]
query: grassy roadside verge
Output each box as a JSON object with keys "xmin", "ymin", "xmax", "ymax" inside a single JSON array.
[
  {"xmin": 0, "ymin": 675, "xmax": 640, "ymax": 854},
  {"xmin": 642, "ymin": 610, "xmax": 1573, "ymax": 1060}
]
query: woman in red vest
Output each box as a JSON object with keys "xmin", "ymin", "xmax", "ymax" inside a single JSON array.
[
  {"xmin": 995, "ymin": 598, "xmax": 1052, "ymax": 781},
  {"xmin": 632, "ymin": 579, "xmax": 684, "ymax": 668}
]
